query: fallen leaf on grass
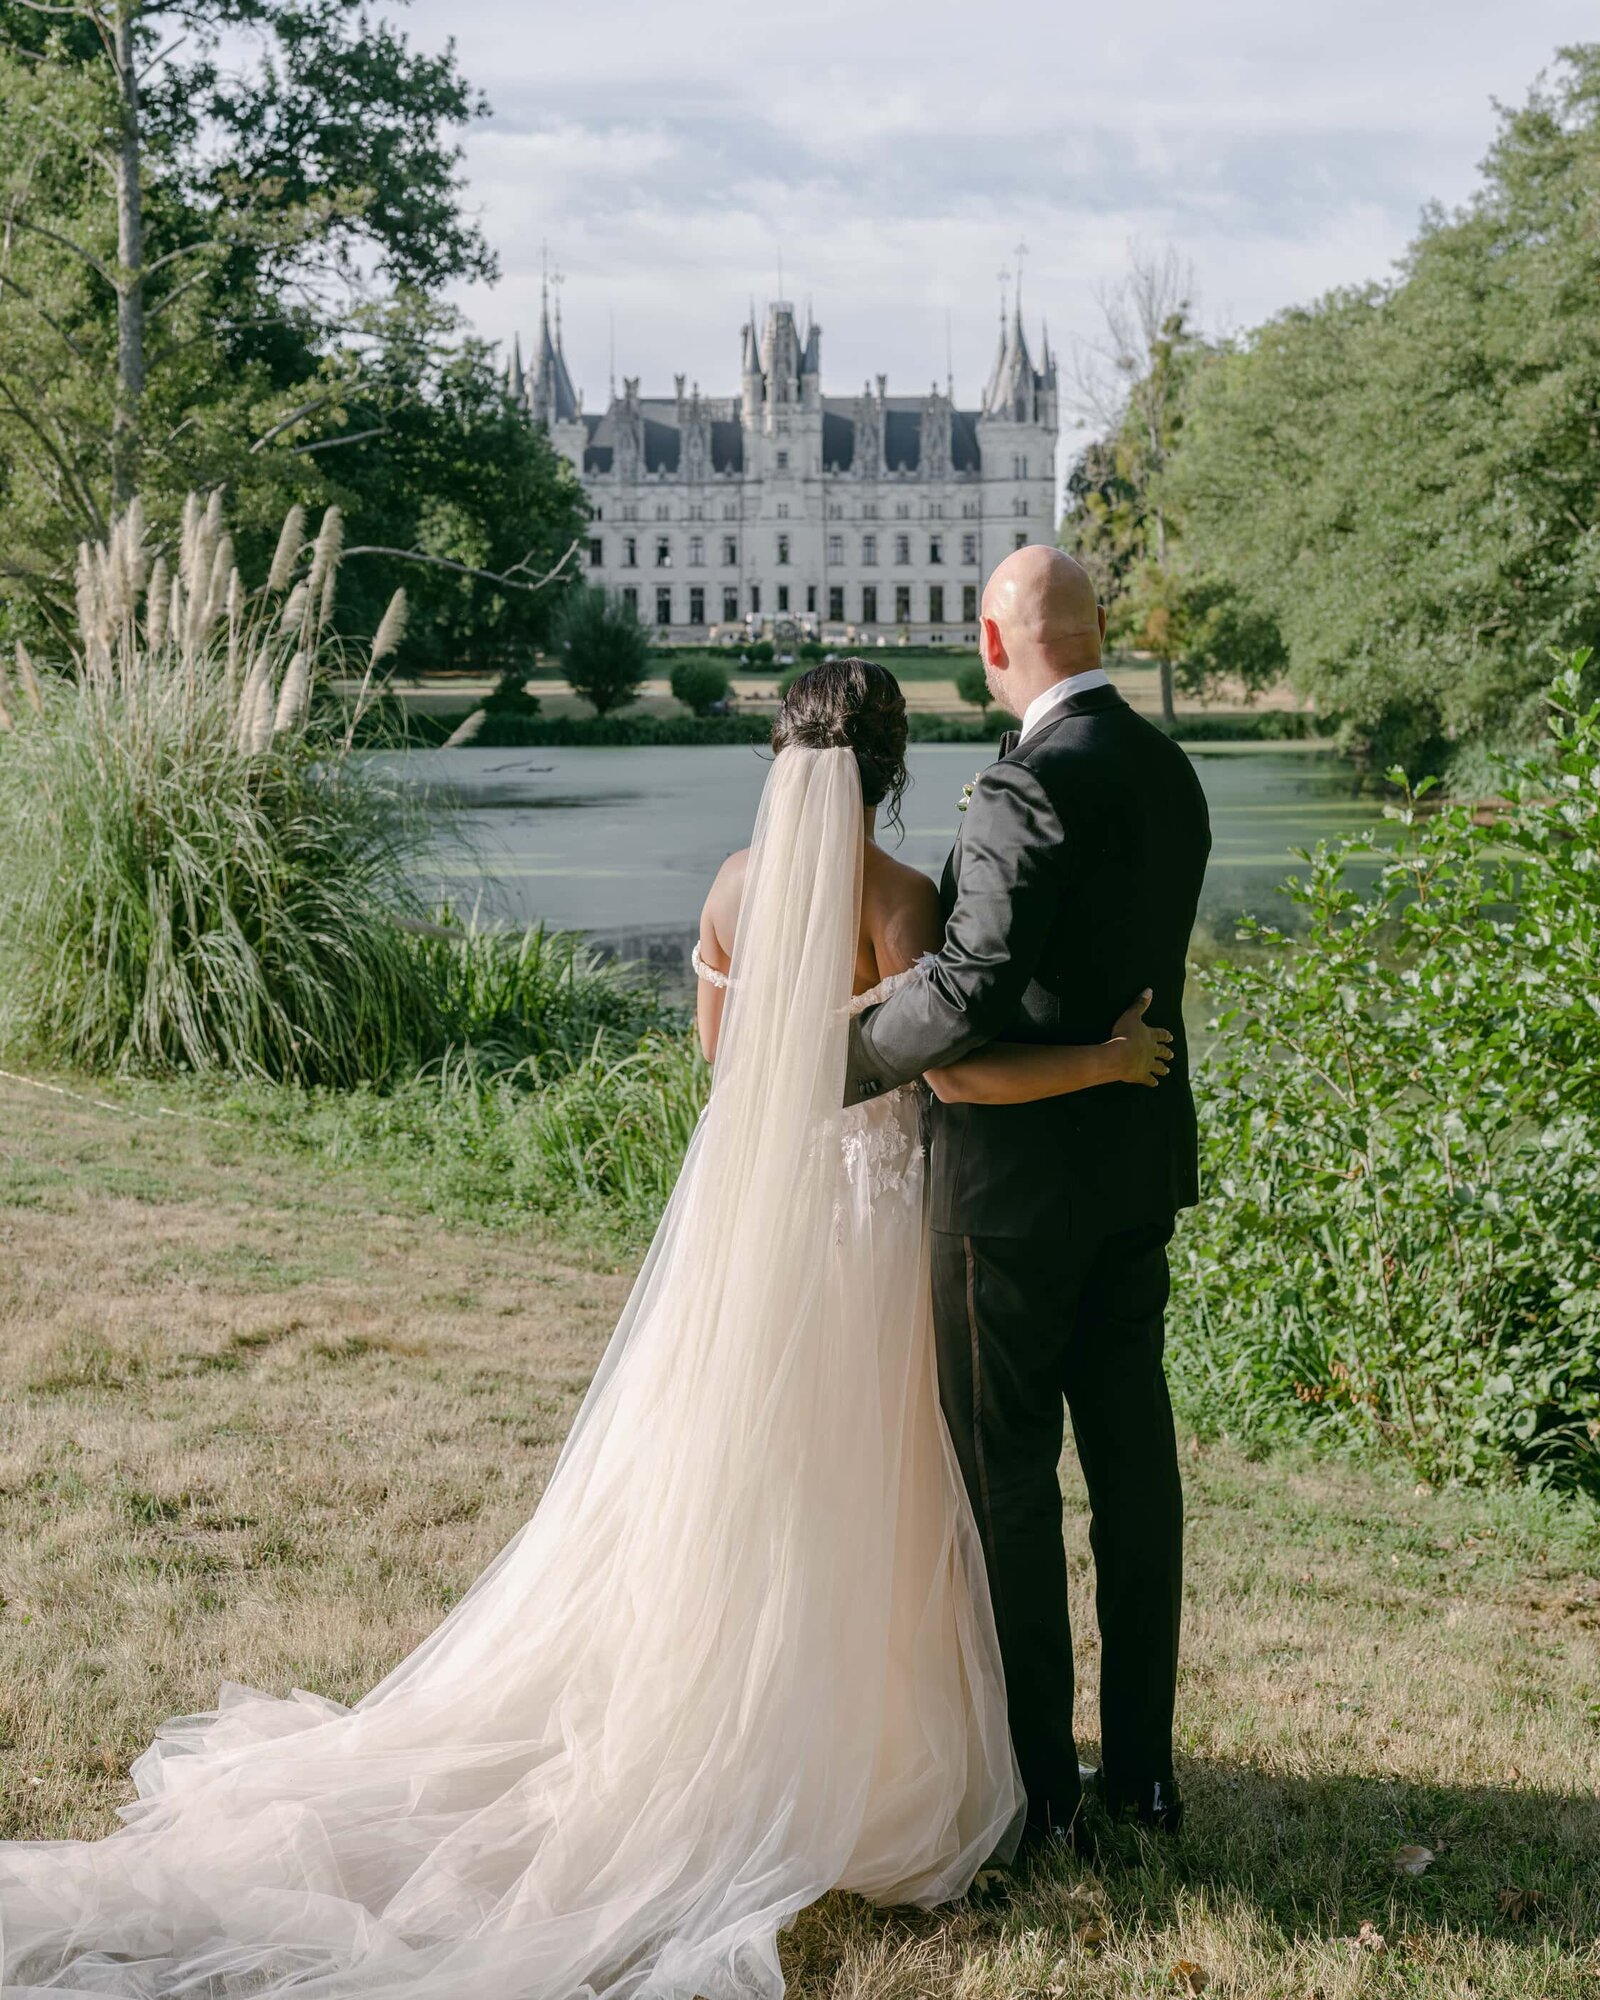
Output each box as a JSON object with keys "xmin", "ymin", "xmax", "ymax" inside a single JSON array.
[
  {"xmin": 1497, "ymin": 1887, "xmax": 1543, "ymax": 1922},
  {"xmin": 1392, "ymin": 1843, "xmax": 1434, "ymax": 1875},
  {"xmin": 1171, "ymin": 1962, "xmax": 1210, "ymax": 1995}
]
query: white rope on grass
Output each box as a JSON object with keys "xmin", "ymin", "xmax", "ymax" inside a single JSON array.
[{"xmin": 0, "ymin": 1067, "xmax": 233, "ymax": 1127}]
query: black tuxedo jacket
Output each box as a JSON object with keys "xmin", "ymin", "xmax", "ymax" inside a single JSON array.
[{"xmin": 845, "ymin": 684, "xmax": 1212, "ymax": 1237}]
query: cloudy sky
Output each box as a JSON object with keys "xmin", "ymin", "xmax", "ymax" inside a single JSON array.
[{"xmin": 389, "ymin": 0, "xmax": 1590, "ymax": 426}]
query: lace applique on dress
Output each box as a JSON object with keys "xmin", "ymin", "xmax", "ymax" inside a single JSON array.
[{"xmin": 691, "ymin": 944, "xmax": 730, "ymax": 990}]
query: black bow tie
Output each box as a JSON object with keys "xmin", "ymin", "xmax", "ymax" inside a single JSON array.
[{"xmin": 998, "ymin": 729, "xmax": 1020, "ymax": 758}]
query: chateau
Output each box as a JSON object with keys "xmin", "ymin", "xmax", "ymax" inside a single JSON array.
[{"xmin": 515, "ymin": 289, "xmax": 1059, "ymax": 645}]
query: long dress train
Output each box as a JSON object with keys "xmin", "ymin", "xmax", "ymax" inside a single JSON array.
[{"xmin": 0, "ymin": 745, "xmax": 1023, "ymax": 1999}]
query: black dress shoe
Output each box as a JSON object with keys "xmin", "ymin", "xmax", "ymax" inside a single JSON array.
[
  {"xmin": 1081, "ymin": 1766, "xmax": 1184, "ymax": 1835},
  {"xmin": 1014, "ymin": 1809, "xmax": 1100, "ymax": 1872}
]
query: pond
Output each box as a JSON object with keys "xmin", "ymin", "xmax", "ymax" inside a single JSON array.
[{"xmin": 382, "ymin": 743, "xmax": 1380, "ymax": 976}]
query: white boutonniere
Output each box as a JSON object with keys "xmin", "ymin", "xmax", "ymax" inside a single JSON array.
[{"xmin": 957, "ymin": 771, "xmax": 982, "ymax": 815}]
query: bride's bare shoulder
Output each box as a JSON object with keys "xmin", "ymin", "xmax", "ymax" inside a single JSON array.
[
  {"xmin": 700, "ymin": 848, "xmax": 750, "ymax": 958},
  {"xmin": 864, "ymin": 845, "xmax": 942, "ymax": 976}
]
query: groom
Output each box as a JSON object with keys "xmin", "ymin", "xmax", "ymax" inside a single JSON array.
[{"xmin": 845, "ymin": 545, "xmax": 1211, "ymax": 1851}]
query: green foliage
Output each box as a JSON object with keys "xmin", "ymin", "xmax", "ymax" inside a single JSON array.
[
  {"xmin": 553, "ymin": 586, "xmax": 650, "ymax": 716},
  {"xmin": 0, "ymin": 0, "xmax": 580, "ymax": 681},
  {"xmin": 744, "ymin": 640, "xmax": 775, "ymax": 667},
  {"xmin": 1169, "ymin": 47, "xmax": 1600, "ymax": 763},
  {"xmin": 1173, "ymin": 659, "xmax": 1600, "ymax": 1491},
  {"xmin": 668, "ymin": 657, "xmax": 731, "ymax": 716},
  {"xmin": 798, "ymin": 640, "xmax": 825, "ymax": 663},
  {"xmin": 954, "ymin": 660, "xmax": 993, "ymax": 711},
  {"xmin": 0, "ymin": 496, "xmax": 433, "ymax": 1084}
]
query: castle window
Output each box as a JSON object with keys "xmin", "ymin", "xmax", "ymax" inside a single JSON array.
[
  {"xmin": 862, "ymin": 533, "xmax": 877, "ymax": 565},
  {"xmin": 776, "ymin": 450, "xmax": 789, "ymax": 470},
  {"xmin": 962, "ymin": 533, "xmax": 977, "ymax": 564},
  {"xmin": 623, "ymin": 536, "xmax": 638, "ymax": 568},
  {"xmin": 1012, "ymin": 497, "xmax": 1029, "ymax": 517},
  {"xmin": 828, "ymin": 585, "xmax": 844, "ymax": 620},
  {"xmin": 777, "ymin": 584, "xmax": 790, "ymax": 613},
  {"xmin": 1014, "ymin": 532, "xmax": 1027, "ymax": 550},
  {"xmin": 962, "ymin": 500, "xmax": 980, "ymax": 519},
  {"xmin": 894, "ymin": 534, "xmax": 910, "ymax": 565},
  {"xmin": 589, "ymin": 538, "xmax": 604, "ymax": 568},
  {"xmin": 806, "ymin": 584, "xmax": 817, "ymax": 614},
  {"xmin": 623, "ymin": 503, "xmax": 639, "ymax": 522},
  {"xmin": 656, "ymin": 504, "xmax": 671, "ymax": 521},
  {"xmin": 591, "ymin": 504, "xmax": 603, "ymax": 521},
  {"xmin": 929, "ymin": 535, "xmax": 943, "ymax": 565},
  {"xmin": 689, "ymin": 503, "xmax": 705, "ymax": 520},
  {"xmin": 929, "ymin": 502, "xmax": 943, "ymax": 518},
  {"xmin": 862, "ymin": 502, "xmax": 878, "ymax": 520},
  {"xmin": 722, "ymin": 536, "xmax": 738, "ymax": 566},
  {"xmin": 689, "ymin": 585, "xmax": 705, "ymax": 624},
  {"xmin": 827, "ymin": 502, "xmax": 842, "ymax": 520},
  {"xmin": 750, "ymin": 584, "xmax": 762, "ymax": 614},
  {"xmin": 723, "ymin": 502, "xmax": 739, "ymax": 520},
  {"xmin": 894, "ymin": 502, "xmax": 910, "ymax": 520},
  {"xmin": 655, "ymin": 536, "xmax": 672, "ymax": 566},
  {"xmin": 723, "ymin": 587, "xmax": 739, "ymax": 622},
  {"xmin": 777, "ymin": 535, "xmax": 791, "ymax": 566},
  {"xmin": 657, "ymin": 586, "xmax": 673, "ymax": 626},
  {"xmin": 622, "ymin": 585, "xmax": 638, "ymax": 615},
  {"xmin": 894, "ymin": 584, "xmax": 911, "ymax": 623},
  {"xmin": 928, "ymin": 584, "xmax": 945, "ymax": 624},
  {"xmin": 689, "ymin": 535, "xmax": 705, "ymax": 566},
  {"xmin": 776, "ymin": 502, "xmax": 789, "ymax": 520},
  {"xmin": 861, "ymin": 584, "xmax": 878, "ymax": 623},
  {"xmin": 963, "ymin": 583, "xmax": 978, "ymax": 621},
  {"xmin": 828, "ymin": 535, "xmax": 843, "ymax": 565}
]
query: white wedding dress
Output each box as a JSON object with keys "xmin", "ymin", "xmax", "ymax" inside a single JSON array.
[{"xmin": 0, "ymin": 746, "xmax": 1023, "ymax": 1999}]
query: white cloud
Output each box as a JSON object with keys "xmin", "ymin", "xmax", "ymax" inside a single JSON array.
[{"xmin": 382, "ymin": 0, "xmax": 1592, "ymax": 416}]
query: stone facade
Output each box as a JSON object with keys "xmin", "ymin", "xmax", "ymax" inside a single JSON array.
[{"xmin": 515, "ymin": 289, "xmax": 1059, "ymax": 645}]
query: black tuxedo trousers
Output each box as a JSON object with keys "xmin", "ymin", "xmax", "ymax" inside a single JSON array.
[{"xmin": 932, "ymin": 1216, "xmax": 1180, "ymax": 1830}]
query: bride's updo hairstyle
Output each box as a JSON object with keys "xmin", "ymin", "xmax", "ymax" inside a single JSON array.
[{"xmin": 771, "ymin": 658, "xmax": 910, "ymax": 829}]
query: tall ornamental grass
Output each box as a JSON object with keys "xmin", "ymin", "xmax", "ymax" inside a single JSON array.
[
  {"xmin": 1173, "ymin": 657, "xmax": 1600, "ymax": 1492},
  {"xmin": 0, "ymin": 495, "xmax": 433, "ymax": 1085}
]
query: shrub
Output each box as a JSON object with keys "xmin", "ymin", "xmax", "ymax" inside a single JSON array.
[
  {"xmin": 955, "ymin": 661, "xmax": 993, "ymax": 711},
  {"xmin": 1172, "ymin": 657, "xmax": 1600, "ymax": 1492},
  {"xmin": 669, "ymin": 657, "xmax": 730, "ymax": 716},
  {"xmin": 744, "ymin": 640, "xmax": 774, "ymax": 668},
  {"xmin": 552, "ymin": 585, "xmax": 650, "ymax": 714},
  {"xmin": 0, "ymin": 497, "xmax": 433, "ymax": 1086},
  {"xmin": 799, "ymin": 639, "xmax": 825, "ymax": 663}
]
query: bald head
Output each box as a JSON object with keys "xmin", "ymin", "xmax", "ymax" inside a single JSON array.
[{"xmin": 978, "ymin": 545, "xmax": 1105, "ymax": 717}]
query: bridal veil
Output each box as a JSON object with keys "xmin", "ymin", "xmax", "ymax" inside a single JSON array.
[{"xmin": 0, "ymin": 745, "xmax": 1022, "ymax": 1999}]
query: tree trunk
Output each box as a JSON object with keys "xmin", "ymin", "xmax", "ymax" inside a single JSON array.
[
  {"xmin": 111, "ymin": 1, "xmax": 145, "ymax": 504},
  {"xmin": 1158, "ymin": 654, "xmax": 1177, "ymax": 730}
]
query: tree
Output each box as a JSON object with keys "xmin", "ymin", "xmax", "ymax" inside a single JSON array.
[
  {"xmin": 555, "ymin": 587, "xmax": 650, "ymax": 716},
  {"xmin": 954, "ymin": 660, "xmax": 992, "ymax": 712},
  {"xmin": 1064, "ymin": 245, "xmax": 1206, "ymax": 727},
  {"xmin": 669, "ymin": 657, "xmax": 729, "ymax": 717},
  {"xmin": 1168, "ymin": 45, "xmax": 1600, "ymax": 766},
  {"xmin": 0, "ymin": 0, "xmax": 494, "ymax": 633}
]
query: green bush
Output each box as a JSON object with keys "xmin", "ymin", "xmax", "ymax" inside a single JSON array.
[
  {"xmin": 955, "ymin": 661, "xmax": 993, "ymax": 711},
  {"xmin": 744, "ymin": 640, "xmax": 775, "ymax": 668},
  {"xmin": 552, "ymin": 585, "xmax": 650, "ymax": 714},
  {"xmin": 668, "ymin": 657, "xmax": 731, "ymax": 716},
  {"xmin": 1172, "ymin": 657, "xmax": 1600, "ymax": 1492}
]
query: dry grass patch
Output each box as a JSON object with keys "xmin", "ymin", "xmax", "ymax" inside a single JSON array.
[{"xmin": 0, "ymin": 1070, "xmax": 1597, "ymax": 1997}]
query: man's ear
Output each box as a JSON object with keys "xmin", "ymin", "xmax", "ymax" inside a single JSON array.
[
  {"xmin": 980, "ymin": 614, "xmax": 1005, "ymax": 670},
  {"xmin": 1097, "ymin": 602, "xmax": 1107, "ymax": 643}
]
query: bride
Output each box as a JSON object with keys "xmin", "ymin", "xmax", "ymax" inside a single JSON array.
[{"xmin": 0, "ymin": 659, "xmax": 1169, "ymax": 2000}]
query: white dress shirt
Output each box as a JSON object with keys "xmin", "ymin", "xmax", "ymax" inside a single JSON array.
[{"xmin": 1017, "ymin": 666, "xmax": 1111, "ymax": 743}]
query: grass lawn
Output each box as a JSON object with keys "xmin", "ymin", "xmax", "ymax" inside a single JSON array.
[{"xmin": 1, "ymin": 1068, "xmax": 1596, "ymax": 1996}]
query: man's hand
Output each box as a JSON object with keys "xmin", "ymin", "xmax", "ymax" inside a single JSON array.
[{"xmin": 1109, "ymin": 989, "xmax": 1173, "ymax": 1088}]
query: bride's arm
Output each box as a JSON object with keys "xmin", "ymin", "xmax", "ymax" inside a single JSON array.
[
  {"xmin": 695, "ymin": 850, "xmax": 747, "ymax": 1062},
  {"xmin": 925, "ymin": 991, "xmax": 1172, "ymax": 1104}
]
